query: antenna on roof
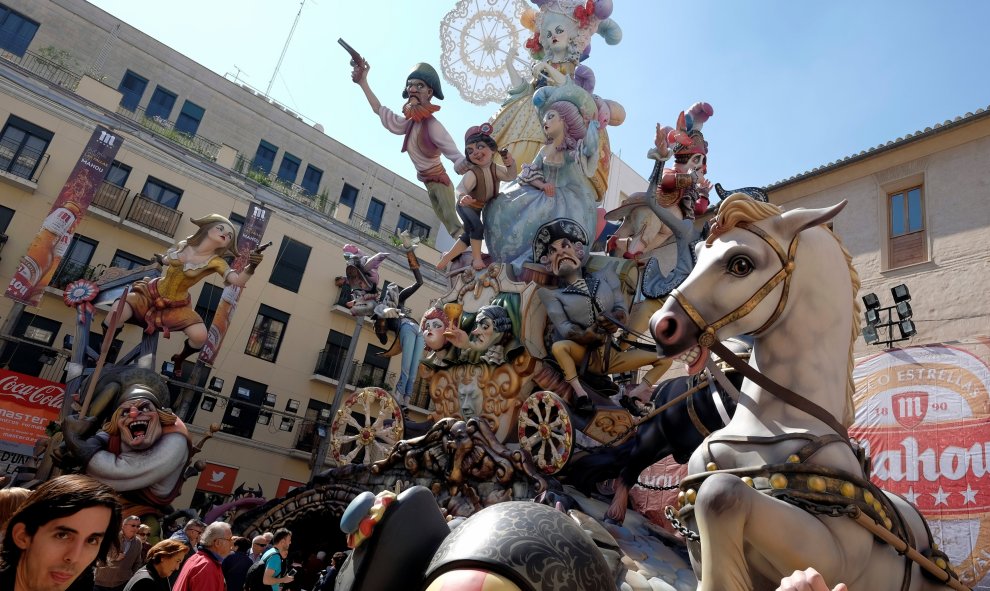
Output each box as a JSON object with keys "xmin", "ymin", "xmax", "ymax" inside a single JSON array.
[
  {"xmin": 265, "ymin": 0, "xmax": 306, "ymax": 97},
  {"xmin": 89, "ymin": 23, "xmax": 120, "ymax": 80}
]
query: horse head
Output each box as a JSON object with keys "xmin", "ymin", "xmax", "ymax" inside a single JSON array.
[{"xmin": 651, "ymin": 193, "xmax": 848, "ymax": 377}]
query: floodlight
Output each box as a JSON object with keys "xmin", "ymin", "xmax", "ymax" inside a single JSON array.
[
  {"xmin": 161, "ymin": 360, "xmax": 175, "ymax": 376},
  {"xmin": 862, "ymin": 324, "xmax": 879, "ymax": 345},
  {"xmin": 208, "ymin": 377, "xmax": 225, "ymax": 392},
  {"xmin": 891, "ymin": 284, "xmax": 911, "ymax": 303},
  {"xmin": 895, "ymin": 301, "xmax": 912, "ymax": 319},
  {"xmin": 63, "ymin": 334, "xmax": 74, "ymax": 350},
  {"xmin": 862, "ymin": 293, "xmax": 880, "ymax": 310},
  {"xmin": 865, "ymin": 308, "xmax": 880, "ymax": 326},
  {"xmin": 201, "ymin": 396, "xmax": 217, "ymax": 412},
  {"xmin": 898, "ymin": 319, "xmax": 917, "ymax": 339}
]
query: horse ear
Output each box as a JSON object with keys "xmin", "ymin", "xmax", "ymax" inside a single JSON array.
[{"xmin": 778, "ymin": 200, "xmax": 846, "ymax": 235}]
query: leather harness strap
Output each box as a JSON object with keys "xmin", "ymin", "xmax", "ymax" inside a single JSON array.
[{"xmin": 711, "ymin": 339, "xmax": 850, "ymax": 441}]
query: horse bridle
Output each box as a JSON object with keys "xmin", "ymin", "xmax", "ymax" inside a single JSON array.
[
  {"xmin": 670, "ymin": 221, "xmax": 798, "ymax": 349},
  {"xmin": 668, "ymin": 221, "xmax": 850, "ymax": 440}
]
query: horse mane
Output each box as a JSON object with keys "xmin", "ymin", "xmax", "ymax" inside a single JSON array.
[{"xmin": 711, "ymin": 193, "xmax": 860, "ymax": 425}]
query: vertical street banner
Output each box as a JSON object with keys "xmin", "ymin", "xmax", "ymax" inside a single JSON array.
[
  {"xmin": 5, "ymin": 126, "xmax": 122, "ymax": 306},
  {"xmin": 199, "ymin": 203, "xmax": 271, "ymax": 364},
  {"xmin": 0, "ymin": 369, "xmax": 63, "ymax": 477}
]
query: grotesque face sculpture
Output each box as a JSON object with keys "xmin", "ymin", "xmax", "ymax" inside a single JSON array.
[
  {"xmin": 458, "ymin": 383, "xmax": 483, "ymax": 419},
  {"xmin": 404, "ymin": 78, "xmax": 433, "ymax": 106},
  {"xmin": 470, "ymin": 314, "xmax": 502, "ymax": 351},
  {"xmin": 466, "ymin": 141, "xmax": 494, "ymax": 167},
  {"xmin": 547, "ymin": 237, "xmax": 582, "ymax": 276},
  {"xmin": 116, "ymin": 393, "xmax": 162, "ymax": 450}
]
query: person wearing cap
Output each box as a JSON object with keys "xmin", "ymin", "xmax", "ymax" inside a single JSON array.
[
  {"xmin": 62, "ymin": 367, "xmax": 193, "ymax": 523},
  {"xmin": 106, "ymin": 214, "xmax": 263, "ymax": 373},
  {"xmin": 535, "ymin": 218, "xmax": 671, "ymax": 414},
  {"xmin": 437, "ymin": 123, "xmax": 517, "ymax": 272},
  {"xmin": 351, "ymin": 59, "xmax": 466, "ymax": 238}
]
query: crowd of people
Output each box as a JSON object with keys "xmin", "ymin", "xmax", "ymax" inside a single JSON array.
[{"xmin": 0, "ymin": 475, "xmax": 349, "ymax": 591}]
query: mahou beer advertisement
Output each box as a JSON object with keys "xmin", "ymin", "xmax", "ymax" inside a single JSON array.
[
  {"xmin": 198, "ymin": 203, "xmax": 271, "ymax": 364},
  {"xmin": 0, "ymin": 369, "xmax": 63, "ymax": 477},
  {"xmin": 5, "ymin": 126, "xmax": 122, "ymax": 306},
  {"xmin": 631, "ymin": 337, "xmax": 990, "ymax": 589}
]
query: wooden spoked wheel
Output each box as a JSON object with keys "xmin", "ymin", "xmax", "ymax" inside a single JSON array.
[
  {"xmin": 517, "ymin": 391, "xmax": 573, "ymax": 474},
  {"xmin": 330, "ymin": 387, "xmax": 404, "ymax": 465}
]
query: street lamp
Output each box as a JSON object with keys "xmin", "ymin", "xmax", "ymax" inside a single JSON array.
[{"xmin": 861, "ymin": 284, "xmax": 917, "ymax": 348}]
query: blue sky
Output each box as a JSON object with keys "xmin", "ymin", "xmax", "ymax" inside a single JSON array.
[{"xmin": 89, "ymin": 0, "xmax": 990, "ymax": 193}]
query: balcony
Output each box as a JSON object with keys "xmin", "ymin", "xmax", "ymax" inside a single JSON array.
[
  {"xmin": 313, "ymin": 350, "xmax": 396, "ymax": 390},
  {"xmin": 49, "ymin": 260, "xmax": 105, "ymax": 290},
  {"xmin": 116, "ymin": 105, "xmax": 221, "ymax": 161},
  {"xmin": 0, "ymin": 135, "xmax": 49, "ymax": 189},
  {"xmin": 0, "ymin": 48, "xmax": 82, "ymax": 91},
  {"xmin": 232, "ymin": 154, "xmax": 327, "ymax": 206},
  {"xmin": 125, "ymin": 194, "xmax": 183, "ymax": 237},
  {"xmin": 91, "ymin": 180, "xmax": 130, "ymax": 216}
]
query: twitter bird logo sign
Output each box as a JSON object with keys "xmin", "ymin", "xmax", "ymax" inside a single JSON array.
[{"xmin": 197, "ymin": 462, "xmax": 238, "ymax": 494}]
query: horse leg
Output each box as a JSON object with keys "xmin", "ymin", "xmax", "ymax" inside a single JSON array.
[
  {"xmin": 605, "ymin": 418, "xmax": 672, "ymax": 523},
  {"xmin": 694, "ymin": 473, "xmax": 852, "ymax": 591}
]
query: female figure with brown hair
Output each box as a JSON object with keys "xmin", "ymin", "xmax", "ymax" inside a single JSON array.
[
  {"xmin": 0, "ymin": 487, "xmax": 30, "ymax": 537},
  {"xmin": 123, "ymin": 539, "xmax": 188, "ymax": 591},
  {"xmin": 107, "ymin": 214, "xmax": 263, "ymax": 371}
]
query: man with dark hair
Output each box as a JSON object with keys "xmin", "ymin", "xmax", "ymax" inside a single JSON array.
[
  {"xmin": 94, "ymin": 515, "xmax": 143, "ymax": 591},
  {"xmin": 173, "ymin": 522, "xmax": 233, "ymax": 591},
  {"xmin": 221, "ymin": 536, "xmax": 253, "ymax": 591},
  {"xmin": 0, "ymin": 474, "xmax": 122, "ymax": 591},
  {"xmin": 261, "ymin": 528, "xmax": 294, "ymax": 591}
]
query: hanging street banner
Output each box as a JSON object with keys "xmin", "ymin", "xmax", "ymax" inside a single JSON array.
[
  {"xmin": 0, "ymin": 369, "xmax": 63, "ymax": 476},
  {"xmin": 5, "ymin": 126, "xmax": 122, "ymax": 306},
  {"xmin": 199, "ymin": 203, "xmax": 271, "ymax": 364}
]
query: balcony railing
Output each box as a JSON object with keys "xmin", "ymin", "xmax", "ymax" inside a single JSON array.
[
  {"xmin": 232, "ymin": 154, "xmax": 323, "ymax": 205},
  {"xmin": 125, "ymin": 194, "xmax": 183, "ymax": 237},
  {"xmin": 116, "ymin": 105, "xmax": 221, "ymax": 161},
  {"xmin": 49, "ymin": 260, "xmax": 105, "ymax": 290},
  {"xmin": 313, "ymin": 350, "xmax": 396, "ymax": 390},
  {"xmin": 0, "ymin": 48, "xmax": 82, "ymax": 91},
  {"xmin": 0, "ymin": 136, "xmax": 50, "ymax": 183},
  {"xmin": 91, "ymin": 180, "xmax": 130, "ymax": 215}
]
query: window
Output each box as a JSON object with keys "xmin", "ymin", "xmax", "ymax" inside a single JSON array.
[
  {"xmin": 0, "ymin": 204, "xmax": 13, "ymax": 235},
  {"xmin": 366, "ymin": 198, "xmax": 385, "ymax": 232},
  {"xmin": 252, "ymin": 140, "xmax": 277, "ymax": 174},
  {"xmin": 141, "ymin": 177, "xmax": 183, "ymax": 208},
  {"xmin": 105, "ymin": 160, "xmax": 131, "ymax": 187},
  {"xmin": 276, "ymin": 152, "xmax": 300, "ymax": 184},
  {"xmin": 0, "ymin": 312, "xmax": 60, "ymax": 377},
  {"xmin": 268, "ymin": 237, "xmax": 311, "ymax": 292},
  {"xmin": 110, "ymin": 249, "xmax": 148, "ymax": 271},
  {"xmin": 316, "ymin": 330, "xmax": 351, "ymax": 380},
  {"xmin": 51, "ymin": 235, "xmax": 97, "ymax": 288},
  {"xmin": 194, "ymin": 283, "xmax": 225, "ymax": 329},
  {"xmin": 229, "ymin": 211, "xmax": 246, "ymax": 233},
  {"xmin": 0, "ymin": 5, "xmax": 39, "ymax": 57},
  {"xmin": 888, "ymin": 185, "xmax": 927, "ymax": 268},
  {"xmin": 356, "ymin": 344, "xmax": 390, "ymax": 388},
  {"xmin": 245, "ymin": 304, "xmax": 288, "ymax": 362},
  {"xmin": 118, "ymin": 70, "xmax": 148, "ymax": 111},
  {"xmin": 220, "ymin": 376, "xmax": 267, "ymax": 438},
  {"xmin": 146, "ymin": 86, "xmax": 177, "ymax": 120},
  {"xmin": 293, "ymin": 399, "xmax": 330, "ymax": 452},
  {"xmin": 175, "ymin": 100, "xmax": 204, "ymax": 135},
  {"xmin": 0, "ymin": 114, "xmax": 53, "ymax": 180},
  {"xmin": 340, "ymin": 183, "xmax": 358, "ymax": 211},
  {"xmin": 301, "ymin": 165, "xmax": 322, "ymax": 195},
  {"xmin": 397, "ymin": 213, "xmax": 431, "ymax": 241}
]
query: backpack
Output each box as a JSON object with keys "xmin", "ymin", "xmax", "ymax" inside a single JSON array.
[{"xmin": 244, "ymin": 548, "xmax": 282, "ymax": 591}]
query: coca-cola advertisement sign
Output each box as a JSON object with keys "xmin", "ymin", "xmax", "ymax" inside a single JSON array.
[
  {"xmin": 0, "ymin": 370, "xmax": 63, "ymax": 474},
  {"xmin": 853, "ymin": 338, "xmax": 990, "ymax": 589}
]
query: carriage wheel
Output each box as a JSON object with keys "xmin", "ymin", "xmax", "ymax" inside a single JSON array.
[
  {"xmin": 330, "ymin": 387, "xmax": 404, "ymax": 465},
  {"xmin": 517, "ymin": 391, "xmax": 573, "ymax": 475}
]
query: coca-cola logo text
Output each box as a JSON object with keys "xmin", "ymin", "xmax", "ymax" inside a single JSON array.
[{"xmin": 0, "ymin": 373, "xmax": 65, "ymax": 410}]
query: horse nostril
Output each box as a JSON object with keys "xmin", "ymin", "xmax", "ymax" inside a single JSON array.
[{"xmin": 651, "ymin": 313, "xmax": 679, "ymax": 345}]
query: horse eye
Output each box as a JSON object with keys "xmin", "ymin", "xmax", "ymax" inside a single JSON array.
[{"xmin": 727, "ymin": 255, "xmax": 753, "ymax": 277}]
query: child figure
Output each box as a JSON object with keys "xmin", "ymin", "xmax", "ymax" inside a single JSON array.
[{"xmin": 438, "ymin": 123, "xmax": 517, "ymax": 271}]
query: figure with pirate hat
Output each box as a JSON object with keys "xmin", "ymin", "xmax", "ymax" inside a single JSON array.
[
  {"xmin": 105, "ymin": 214, "xmax": 264, "ymax": 375},
  {"xmin": 535, "ymin": 218, "xmax": 671, "ymax": 414},
  {"xmin": 351, "ymin": 59, "xmax": 466, "ymax": 239}
]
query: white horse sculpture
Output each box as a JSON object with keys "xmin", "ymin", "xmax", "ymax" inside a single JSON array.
[{"xmin": 650, "ymin": 194, "xmax": 965, "ymax": 591}]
